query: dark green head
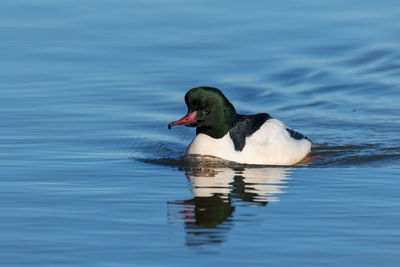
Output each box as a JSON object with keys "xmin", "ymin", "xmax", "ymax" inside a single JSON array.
[{"xmin": 168, "ymin": 87, "xmax": 237, "ymax": 138}]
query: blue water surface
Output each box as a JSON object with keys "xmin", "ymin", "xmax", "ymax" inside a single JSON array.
[{"xmin": 1, "ymin": 0, "xmax": 399, "ymax": 266}]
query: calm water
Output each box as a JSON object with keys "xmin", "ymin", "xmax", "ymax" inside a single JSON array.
[{"xmin": 1, "ymin": 0, "xmax": 400, "ymax": 266}]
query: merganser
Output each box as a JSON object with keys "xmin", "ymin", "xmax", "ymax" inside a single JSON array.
[{"xmin": 168, "ymin": 87, "xmax": 312, "ymax": 165}]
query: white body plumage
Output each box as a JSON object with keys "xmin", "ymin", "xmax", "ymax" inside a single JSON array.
[{"xmin": 186, "ymin": 119, "xmax": 311, "ymax": 165}]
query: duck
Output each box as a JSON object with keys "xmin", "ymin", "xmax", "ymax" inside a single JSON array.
[{"xmin": 168, "ymin": 86, "xmax": 312, "ymax": 165}]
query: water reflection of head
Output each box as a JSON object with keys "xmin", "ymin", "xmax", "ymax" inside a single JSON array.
[{"xmin": 169, "ymin": 166, "xmax": 291, "ymax": 246}]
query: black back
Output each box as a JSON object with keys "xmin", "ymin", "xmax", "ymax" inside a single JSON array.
[
  {"xmin": 286, "ymin": 128, "xmax": 310, "ymax": 141},
  {"xmin": 229, "ymin": 113, "xmax": 271, "ymax": 151}
]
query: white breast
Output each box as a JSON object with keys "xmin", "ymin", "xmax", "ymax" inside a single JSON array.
[{"xmin": 186, "ymin": 119, "xmax": 312, "ymax": 165}]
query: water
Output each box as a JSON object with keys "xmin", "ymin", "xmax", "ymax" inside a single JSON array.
[{"xmin": 1, "ymin": 0, "xmax": 400, "ymax": 266}]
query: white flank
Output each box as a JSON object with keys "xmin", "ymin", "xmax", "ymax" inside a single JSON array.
[{"xmin": 186, "ymin": 119, "xmax": 312, "ymax": 165}]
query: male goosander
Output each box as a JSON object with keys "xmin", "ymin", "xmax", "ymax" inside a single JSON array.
[{"xmin": 168, "ymin": 87, "xmax": 312, "ymax": 165}]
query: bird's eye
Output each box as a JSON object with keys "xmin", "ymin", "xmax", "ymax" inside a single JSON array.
[{"xmin": 204, "ymin": 108, "xmax": 211, "ymax": 114}]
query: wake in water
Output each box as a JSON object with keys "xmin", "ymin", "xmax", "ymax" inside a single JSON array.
[
  {"xmin": 127, "ymin": 137, "xmax": 400, "ymax": 168},
  {"xmin": 310, "ymin": 143, "xmax": 400, "ymax": 167}
]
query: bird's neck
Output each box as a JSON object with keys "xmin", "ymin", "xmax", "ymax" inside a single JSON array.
[{"xmin": 196, "ymin": 112, "xmax": 236, "ymax": 139}]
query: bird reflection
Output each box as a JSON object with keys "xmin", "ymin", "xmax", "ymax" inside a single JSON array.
[{"xmin": 168, "ymin": 166, "xmax": 291, "ymax": 246}]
